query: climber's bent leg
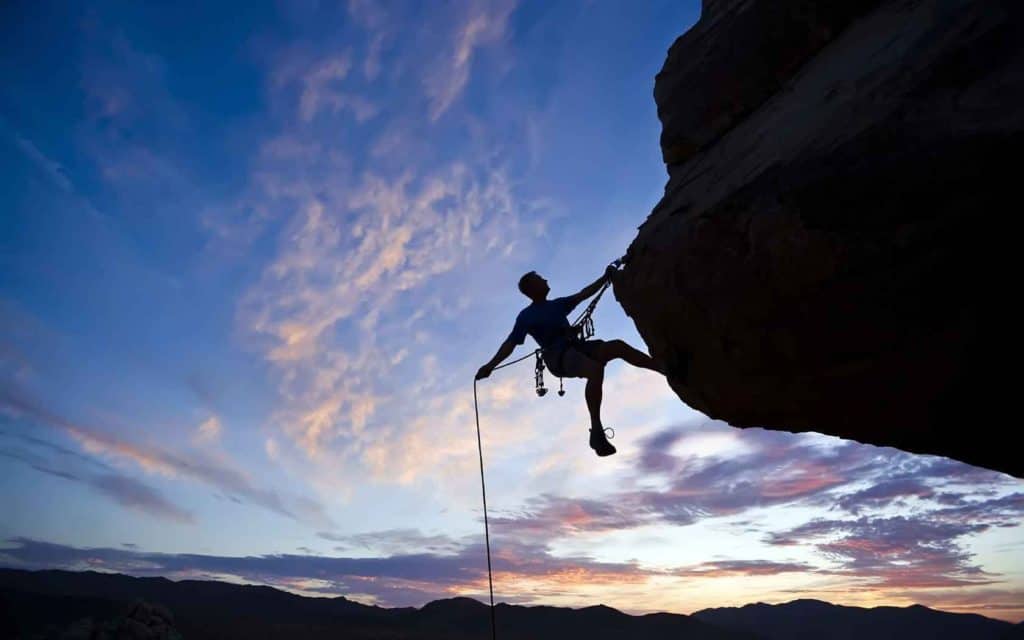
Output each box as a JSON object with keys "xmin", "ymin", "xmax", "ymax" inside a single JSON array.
[{"xmin": 590, "ymin": 339, "xmax": 664, "ymax": 374}]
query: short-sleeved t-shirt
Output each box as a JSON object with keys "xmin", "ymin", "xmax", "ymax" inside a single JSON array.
[{"xmin": 507, "ymin": 296, "xmax": 580, "ymax": 350}]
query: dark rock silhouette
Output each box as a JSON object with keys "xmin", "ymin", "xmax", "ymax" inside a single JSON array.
[
  {"xmin": 615, "ymin": 0, "xmax": 1023, "ymax": 477},
  {"xmin": 37, "ymin": 600, "xmax": 181, "ymax": 640},
  {"xmin": 2, "ymin": 569, "xmax": 1020, "ymax": 639}
]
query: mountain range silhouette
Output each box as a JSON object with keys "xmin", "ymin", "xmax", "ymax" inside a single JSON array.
[{"xmin": 2, "ymin": 569, "xmax": 1021, "ymax": 639}]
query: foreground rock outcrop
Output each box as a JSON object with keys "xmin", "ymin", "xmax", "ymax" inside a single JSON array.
[
  {"xmin": 37, "ymin": 600, "xmax": 180, "ymax": 640},
  {"xmin": 616, "ymin": 0, "xmax": 1022, "ymax": 477}
]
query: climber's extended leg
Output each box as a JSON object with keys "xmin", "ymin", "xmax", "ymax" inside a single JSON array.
[
  {"xmin": 583, "ymin": 361, "xmax": 603, "ymax": 431},
  {"xmin": 549, "ymin": 347, "xmax": 616, "ymax": 457},
  {"xmin": 583, "ymin": 361, "xmax": 616, "ymax": 457},
  {"xmin": 588, "ymin": 339, "xmax": 664, "ymax": 374}
]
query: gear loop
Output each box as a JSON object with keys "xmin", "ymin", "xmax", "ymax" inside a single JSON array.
[{"xmin": 534, "ymin": 350, "xmax": 547, "ymax": 396}]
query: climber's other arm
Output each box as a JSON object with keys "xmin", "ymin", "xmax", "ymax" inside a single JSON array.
[{"xmin": 476, "ymin": 339, "xmax": 516, "ymax": 380}]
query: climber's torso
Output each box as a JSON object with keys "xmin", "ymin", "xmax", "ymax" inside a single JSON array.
[{"xmin": 507, "ymin": 296, "xmax": 579, "ymax": 350}]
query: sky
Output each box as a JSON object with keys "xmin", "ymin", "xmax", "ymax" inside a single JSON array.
[{"xmin": 1, "ymin": 0, "xmax": 1022, "ymax": 624}]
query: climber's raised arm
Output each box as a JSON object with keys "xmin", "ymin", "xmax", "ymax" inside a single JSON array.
[
  {"xmin": 476, "ymin": 338, "xmax": 516, "ymax": 380},
  {"xmin": 563, "ymin": 265, "xmax": 617, "ymax": 310}
]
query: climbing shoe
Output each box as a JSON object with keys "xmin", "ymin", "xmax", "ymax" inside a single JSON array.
[{"xmin": 589, "ymin": 427, "xmax": 617, "ymax": 457}]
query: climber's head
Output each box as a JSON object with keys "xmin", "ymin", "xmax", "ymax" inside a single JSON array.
[{"xmin": 518, "ymin": 271, "xmax": 549, "ymax": 301}]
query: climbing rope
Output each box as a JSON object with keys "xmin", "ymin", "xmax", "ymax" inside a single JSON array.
[
  {"xmin": 470, "ymin": 257, "xmax": 624, "ymax": 640},
  {"xmin": 470, "ymin": 344, "xmax": 543, "ymax": 640},
  {"xmin": 472, "ymin": 380, "xmax": 497, "ymax": 640}
]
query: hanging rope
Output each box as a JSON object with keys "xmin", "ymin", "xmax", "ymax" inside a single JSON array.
[
  {"xmin": 470, "ymin": 256, "xmax": 625, "ymax": 640},
  {"xmin": 472, "ymin": 380, "xmax": 497, "ymax": 640}
]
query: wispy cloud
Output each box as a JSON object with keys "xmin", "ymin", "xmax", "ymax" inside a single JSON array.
[
  {"xmin": 0, "ymin": 535, "xmax": 643, "ymax": 607},
  {"xmin": 493, "ymin": 426, "xmax": 886, "ymax": 535},
  {"xmin": 9, "ymin": 131, "xmax": 75, "ymax": 193},
  {"xmin": 0, "ymin": 387, "xmax": 330, "ymax": 527},
  {"xmin": 297, "ymin": 53, "xmax": 354, "ymax": 121},
  {"xmin": 672, "ymin": 559, "xmax": 815, "ymax": 577},
  {"xmin": 88, "ymin": 474, "xmax": 195, "ymax": 524},
  {"xmin": 422, "ymin": 0, "xmax": 518, "ymax": 121},
  {"xmin": 346, "ymin": 0, "xmax": 390, "ymax": 80},
  {"xmin": 193, "ymin": 415, "xmax": 222, "ymax": 444},
  {"xmin": 649, "ymin": 424, "xmax": 1007, "ymax": 522},
  {"xmin": 767, "ymin": 514, "xmax": 1001, "ymax": 588},
  {"xmin": 0, "ymin": 437, "xmax": 192, "ymax": 524},
  {"xmin": 240, "ymin": 155, "xmax": 525, "ymax": 462},
  {"xmin": 318, "ymin": 528, "xmax": 466, "ymax": 555}
]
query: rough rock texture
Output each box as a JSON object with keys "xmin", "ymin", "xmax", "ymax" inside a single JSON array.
[
  {"xmin": 656, "ymin": 0, "xmax": 882, "ymax": 164},
  {"xmin": 616, "ymin": 0, "xmax": 1022, "ymax": 477},
  {"xmin": 43, "ymin": 601, "xmax": 181, "ymax": 640}
]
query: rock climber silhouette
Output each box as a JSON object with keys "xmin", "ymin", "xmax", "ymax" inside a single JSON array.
[{"xmin": 475, "ymin": 265, "xmax": 665, "ymax": 456}]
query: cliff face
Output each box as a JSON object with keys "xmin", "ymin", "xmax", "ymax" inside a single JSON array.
[{"xmin": 616, "ymin": 0, "xmax": 1022, "ymax": 477}]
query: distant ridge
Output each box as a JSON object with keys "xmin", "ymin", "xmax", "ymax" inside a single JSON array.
[
  {"xmin": 1, "ymin": 569, "xmax": 1018, "ymax": 639},
  {"xmin": 0, "ymin": 568, "xmax": 746, "ymax": 639},
  {"xmin": 693, "ymin": 598, "xmax": 1017, "ymax": 640}
]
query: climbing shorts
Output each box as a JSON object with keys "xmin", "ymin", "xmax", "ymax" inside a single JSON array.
[{"xmin": 546, "ymin": 340, "xmax": 606, "ymax": 379}]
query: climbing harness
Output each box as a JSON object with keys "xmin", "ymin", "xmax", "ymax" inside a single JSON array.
[{"xmin": 470, "ymin": 257, "xmax": 624, "ymax": 640}]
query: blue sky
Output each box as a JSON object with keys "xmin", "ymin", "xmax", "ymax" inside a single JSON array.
[{"xmin": 2, "ymin": 0, "xmax": 1022, "ymax": 622}]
